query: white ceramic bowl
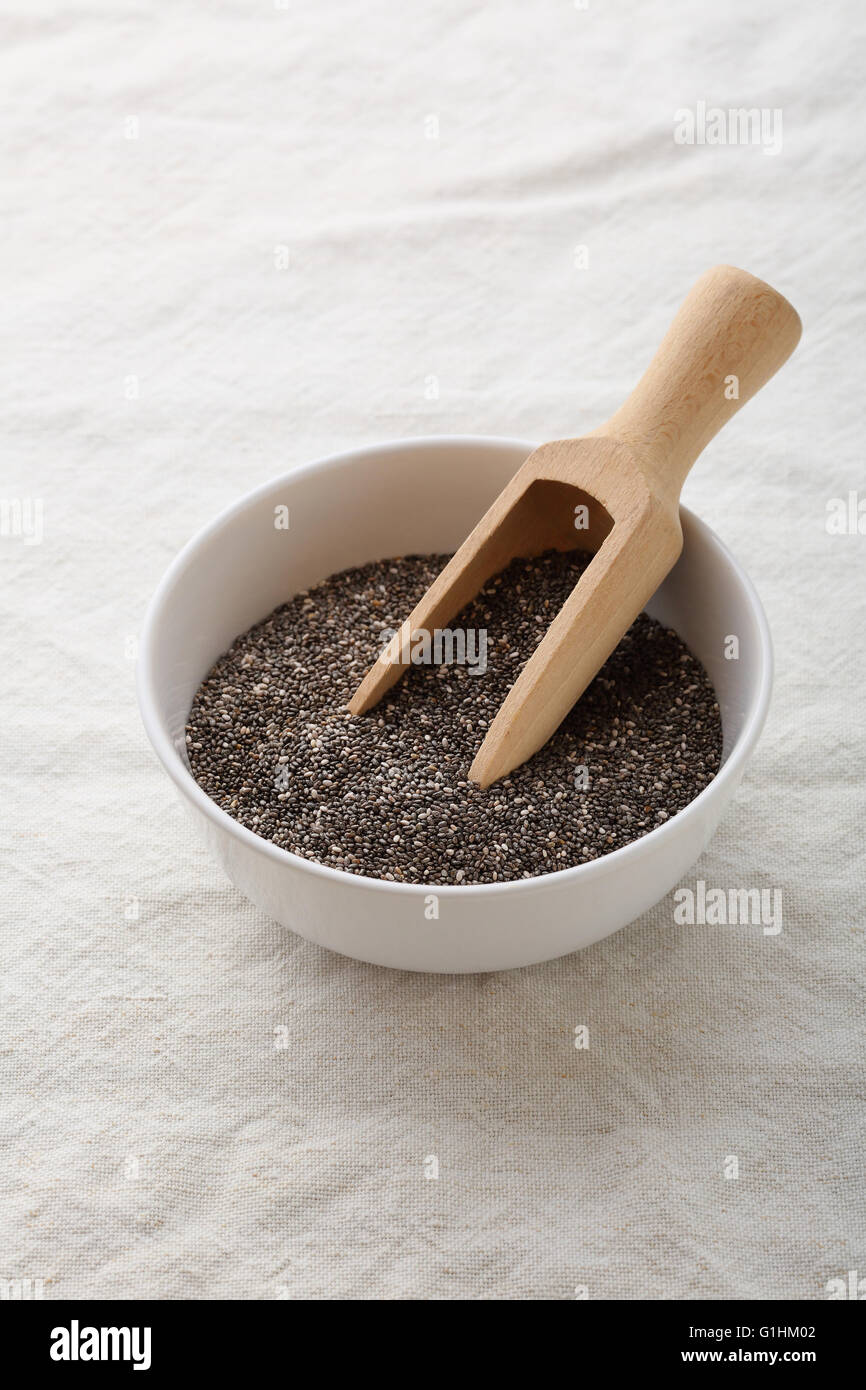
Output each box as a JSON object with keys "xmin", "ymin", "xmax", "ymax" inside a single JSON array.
[{"xmin": 137, "ymin": 436, "xmax": 772, "ymax": 973}]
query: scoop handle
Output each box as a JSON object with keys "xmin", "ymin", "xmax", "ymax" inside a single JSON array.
[{"xmin": 597, "ymin": 264, "xmax": 801, "ymax": 502}]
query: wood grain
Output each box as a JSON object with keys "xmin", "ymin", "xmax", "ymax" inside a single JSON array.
[{"xmin": 349, "ymin": 266, "xmax": 801, "ymax": 786}]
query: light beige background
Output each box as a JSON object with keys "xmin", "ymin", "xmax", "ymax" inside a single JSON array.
[{"xmin": 1, "ymin": 0, "xmax": 863, "ymax": 1299}]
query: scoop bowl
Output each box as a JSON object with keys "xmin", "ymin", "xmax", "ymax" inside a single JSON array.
[{"xmin": 137, "ymin": 436, "xmax": 772, "ymax": 973}]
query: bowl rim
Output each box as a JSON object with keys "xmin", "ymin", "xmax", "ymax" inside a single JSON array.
[{"xmin": 137, "ymin": 434, "xmax": 773, "ymax": 898}]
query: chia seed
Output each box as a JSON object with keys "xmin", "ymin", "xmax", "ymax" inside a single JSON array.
[{"xmin": 186, "ymin": 550, "xmax": 722, "ymax": 884}]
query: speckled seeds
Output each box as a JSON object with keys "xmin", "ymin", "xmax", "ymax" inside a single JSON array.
[{"xmin": 186, "ymin": 551, "xmax": 722, "ymax": 884}]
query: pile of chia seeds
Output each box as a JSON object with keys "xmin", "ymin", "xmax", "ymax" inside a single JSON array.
[{"xmin": 186, "ymin": 551, "xmax": 722, "ymax": 884}]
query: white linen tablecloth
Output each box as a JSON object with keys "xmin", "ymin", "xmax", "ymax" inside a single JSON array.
[{"xmin": 2, "ymin": 0, "xmax": 863, "ymax": 1300}]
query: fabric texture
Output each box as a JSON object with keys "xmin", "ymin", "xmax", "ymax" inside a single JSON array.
[{"xmin": 2, "ymin": 0, "xmax": 863, "ymax": 1300}]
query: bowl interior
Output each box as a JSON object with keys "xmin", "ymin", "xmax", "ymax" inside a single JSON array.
[{"xmin": 141, "ymin": 437, "xmax": 767, "ymax": 783}]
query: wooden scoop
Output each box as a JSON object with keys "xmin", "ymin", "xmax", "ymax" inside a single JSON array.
[{"xmin": 349, "ymin": 265, "xmax": 801, "ymax": 786}]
